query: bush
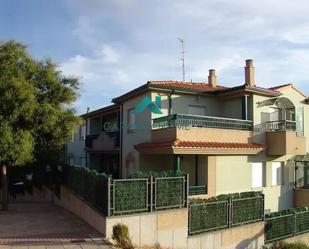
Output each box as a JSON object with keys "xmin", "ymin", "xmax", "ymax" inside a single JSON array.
[
  {"xmin": 264, "ymin": 241, "xmax": 309, "ymax": 249},
  {"xmin": 112, "ymin": 223, "xmax": 134, "ymax": 249}
]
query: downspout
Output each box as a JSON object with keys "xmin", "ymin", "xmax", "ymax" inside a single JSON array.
[
  {"xmin": 168, "ymin": 90, "xmax": 175, "ymax": 115},
  {"xmin": 120, "ymin": 103, "xmax": 123, "ymax": 179},
  {"xmin": 85, "ymin": 118, "xmax": 88, "ymax": 168}
]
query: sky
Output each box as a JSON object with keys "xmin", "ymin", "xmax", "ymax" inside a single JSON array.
[{"xmin": 1, "ymin": 0, "xmax": 309, "ymax": 113}]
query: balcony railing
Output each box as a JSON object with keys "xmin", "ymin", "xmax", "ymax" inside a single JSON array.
[
  {"xmin": 189, "ymin": 185, "xmax": 207, "ymax": 196},
  {"xmin": 266, "ymin": 120, "xmax": 296, "ymax": 132},
  {"xmin": 153, "ymin": 114, "xmax": 253, "ymax": 131}
]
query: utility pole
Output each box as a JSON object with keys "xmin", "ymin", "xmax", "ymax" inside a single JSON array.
[{"xmin": 178, "ymin": 38, "xmax": 185, "ymax": 82}]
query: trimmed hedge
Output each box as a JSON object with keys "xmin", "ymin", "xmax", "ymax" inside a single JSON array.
[
  {"xmin": 63, "ymin": 165, "xmax": 110, "ymax": 215},
  {"xmin": 265, "ymin": 207, "xmax": 309, "ymax": 242},
  {"xmin": 188, "ymin": 191, "xmax": 264, "ymax": 235}
]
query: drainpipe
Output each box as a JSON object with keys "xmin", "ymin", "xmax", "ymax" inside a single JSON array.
[
  {"xmin": 119, "ymin": 103, "xmax": 123, "ymax": 179},
  {"xmin": 168, "ymin": 90, "xmax": 175, "ymax": 115},
  {"xmin": 175, "ymin": 155, "xmax": 181, "ymax": 171}
]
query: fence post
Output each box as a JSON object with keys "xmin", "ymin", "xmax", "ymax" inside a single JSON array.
[
  {"xmin": 228, "ymin": 197, "xmax": 232, "ymax": 228},
  {"xmin": 261, "ymin": 193, "xmax": 265, "ymax": 221},
  {"xmin": 294, "ymin": 212, "xmax": 297, "ymax": 236},
  {"xmin": 107, "ymin": 177, "xmax": 111, "ymax": 217},
  {"xmin": 150, "ymin": 176, "xmax": 153, "ymax": 212},
  {"xmin": 186, "ymin": 174, "xmax": 189, "ymax": 207}
]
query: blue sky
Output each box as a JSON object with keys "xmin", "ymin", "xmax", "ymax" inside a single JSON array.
[{"xmin": 1, "ymin": 0, "xmax": 309, "ymax": 113}]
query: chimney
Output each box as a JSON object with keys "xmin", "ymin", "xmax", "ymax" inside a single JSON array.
[
  {"xmin": 208, "ymin": 69, "xmax": 217, "ymax": 87},
  {"xmin": 86, "ymin": 107, "xmax": 90, "ymax": 113},
  {"xmin": 245, "ymin": 59, "xmax": 255, "ymax": 86}
]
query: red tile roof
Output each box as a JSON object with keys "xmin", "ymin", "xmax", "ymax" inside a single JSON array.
[
  {"xmin": 148, "ymin": 80, "xmax": 226, "ymax": 92},
  {"xmin": 135, "ymin": 140, "xmax": 266, "ymax": 149}
]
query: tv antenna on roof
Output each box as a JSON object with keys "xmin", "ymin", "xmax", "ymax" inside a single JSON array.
[{"xmin": 178, "ymin": 38, "xmax": 185, "ymax": 82}]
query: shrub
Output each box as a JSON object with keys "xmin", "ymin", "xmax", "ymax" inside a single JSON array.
[
  {"xmin": 264, "ymin": 241, "xmax": 309, "ymax": 249},
  {"xmin": 112, "ymin": 223, "xmax": 134, "ymax": 249}
]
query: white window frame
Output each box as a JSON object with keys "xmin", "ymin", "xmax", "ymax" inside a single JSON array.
[
  {"xmin": 272, "ymin": 162, "xmax": 283, "ymax": 186},
  {"xmin": 251, "ymin": 163, "xmax": 264, "ymax": 188}
]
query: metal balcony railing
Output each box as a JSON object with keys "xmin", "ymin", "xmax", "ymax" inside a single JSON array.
[
  {"xmin": 189, "ymin": 185, "xmax": 207, "ymax": 196},
  {"xmin": 153, "ymin": 114, "xmax": 253, "ymax": 131},
  {"xmin": 266, "ymin": 120, "xmax": 296, "ymax": 132}
]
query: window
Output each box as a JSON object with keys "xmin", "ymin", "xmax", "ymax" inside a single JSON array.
[
  {"xmin": 127, "ymin": 108, "xmax": 135, "ymax": 131},
  {"xmin": 272, "ymin": 162, "xmax": 283, "ymax": 186},
  {"xmin": 251, "ymin": 163, "xmax": 264, "ymax": 188},
  {"xmin": 79, "ymin": 124, "xmax": 86, "ymax": 140},
  {"xmin": 188, "ymin": 105, "xmax": 206, "ymax": 116}
]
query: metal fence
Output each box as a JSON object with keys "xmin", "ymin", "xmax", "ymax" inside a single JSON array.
[
  {"xmin": 188, "ymin": 195, "xmax": 264, "ymax": 235},
  {"xmin": 265, "ymin": 209, "xmax": 309, "ymax": 243},
  {"xmin": 152, "ymin": 114, "xmax": 253, "ymax": 131},
  {"xmin": 63, "ymin": 166, "xmax": 189, "ymax": 217}
]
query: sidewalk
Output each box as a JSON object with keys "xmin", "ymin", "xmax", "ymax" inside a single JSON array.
[{"xmin": 0, "ymin": 201, "xmax": 112, "ymax": 249}]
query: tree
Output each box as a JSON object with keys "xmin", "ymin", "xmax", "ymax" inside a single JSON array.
[{"xmin": 0, "ymin": 41, "xmax": 80, "ymax": 210}]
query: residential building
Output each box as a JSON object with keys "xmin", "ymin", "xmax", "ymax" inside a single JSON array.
[
  {"xmin": 64, "ymin": 121, "xmax": 86, "ymax": 167},
  {"xmin": 77, "ymin": 59, "xmax": 309, "ymax": 212},
  {"xmin": 82, "ymin": 105, "xmax": 121, "ymax": 178}
]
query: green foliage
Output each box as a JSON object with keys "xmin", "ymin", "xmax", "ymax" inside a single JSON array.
[
  {"xmin": 130, "ymin": 169, "xmax": 185, "ymax": 178},
  {"xmin": 189, "ymin": 191, "xmax": 264, "ymax": 234},
  {"xmin": 113, "ymin": 179, "xmax": 148, "ymax": 215},
  {"xmin": 155, "ymin": 177, "xmax": 184, "ymax": 209},
  {"xmin": 264, "ymin": 241, "xmax": 309, "ymax": 249},
  {"xmin": 265, "ymin": 207, "xmax": 309, "ymax": 242},
  {"xmin": 112, "ymin": 223, "xmax": 134, "ymax": 249},
  {"xmin": 63, "ymin": 165, "xmax": 110, "ymax": 215},
  {"xmin": 0, "ymin": 40, "xmax": 80, "ymax": 166},
  {"xmin": 189, "ymin": 200, "xmax": 228, "ymax": 234}
]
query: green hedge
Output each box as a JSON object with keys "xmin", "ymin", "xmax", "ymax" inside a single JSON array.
[
  {"xmin": 189, "ymin": 200, "xmax": 228, "ymax": 234},
  {"xmin": 112, "ymin": 179, "xmax": 148, "ymax": 215},
  {"xmin": 63, "ymin": 165, "xmax": 110, "ymax": 215},
  {"xmin": 265, "ymin": 207, "xmax": 309, "ymax": 243},
  {"xmin": 155, "ymin": 177, "xmax": 185, "ymax": 209},
  {"xmin": 188, "ymin": 191, "xmax": 263, "ymax": 235}
]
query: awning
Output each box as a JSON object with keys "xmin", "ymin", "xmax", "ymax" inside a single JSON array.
[
  {"xmin": 257, "ymin": 97, "xmax": 295, "ymax": 110},
  {"xmin": 135, "ymin": 140, "xmax": 266, "ymax": 155}
]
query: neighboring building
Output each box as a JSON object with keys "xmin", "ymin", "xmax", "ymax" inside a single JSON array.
[
  {"xmin": 64, "ymin": 121, "xmax": 86, "ymax": 167},
  {"xmin": 82, "ymin": 105, "xmax": 121, "ymax": 178},
  {"xmin": 72, "ymin": 59, "xmax": 309, "ymax": 212}
]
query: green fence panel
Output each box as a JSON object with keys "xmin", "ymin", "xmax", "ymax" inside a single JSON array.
[
  {"xmin": 154, "ymin": 176, "xmax": 186, "ymax": 210},
  {"xmin": 63, "ymin": 165, "xmax": 110, "ymax": 216},
  {"xmin": 232, "ymin": 196, "xmax": 264, "ymax": 226},
  {"xmin": 296, "ymin": 210, "xmax": 309, "ymax": 235},
  {"xmin": 112, "ymin": 178, "xmax": 148, "ymax": 215},
  {"xmin": 265, "ymin": 214, "xmax": 295, "ymax": 243},
  {"xmin": 189, "ymin": 201, "xmax": 229, "ymax": 235}
]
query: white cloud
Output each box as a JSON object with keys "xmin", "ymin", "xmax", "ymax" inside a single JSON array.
[{"xmin": 61, "ymin": 0, "xmax": 309, "ymax": 112}]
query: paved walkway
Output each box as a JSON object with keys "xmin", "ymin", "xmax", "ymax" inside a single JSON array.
[{"xmin": 0, "ymin": 201, "xmax": 113, "ymax": 249}]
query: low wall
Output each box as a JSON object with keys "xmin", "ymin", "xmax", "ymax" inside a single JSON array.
[
  {"xmin": 43, "ymin": 185, "xmax": 266, "ymax": 249},
  {"xmin": 106, "ymin": 208, "xmax": 188, "ymax": 249},
  {"xmin": 56, "ymin": 186, "xmax": 106, "ymax": 235},
  {"xmin": 294, "ymin": 188, "xmax": 309, "ymax": 207},
  {"xmin": 188, "ymin": 222, "xmax": 265, "ymax": 249}
]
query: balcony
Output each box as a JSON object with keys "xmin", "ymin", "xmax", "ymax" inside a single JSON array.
[
  {"xmin": 151, "ymin": 114, "xmax": 254, "ymax": 144},
  {"xmin": 86, "ymin": 131, "xmax": 120, "ymax": 152},
  {"xmin": 266, "ymin": 120, "xmax": 306, "ymax": 156},
  {"xmin": 153, "ymin": 114, "xmax": 253, "ymax": 131}
]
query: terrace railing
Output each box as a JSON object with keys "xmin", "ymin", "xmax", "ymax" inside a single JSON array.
[
  {"xmin": 153, "ymin": 114, "xmax": 253, "ymax": 131},
  {"xmin": 189, "ymin": 185, "xmax": 207, "ymax": 196},
  {"xmin": 266, "ymin": 120, "xmax": 296, "ymax": 132}
]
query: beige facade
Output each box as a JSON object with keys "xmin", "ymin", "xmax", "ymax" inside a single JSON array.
[{"xmin": 78, "ymin": 60, "xmax": 309, "ymax": 212}]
